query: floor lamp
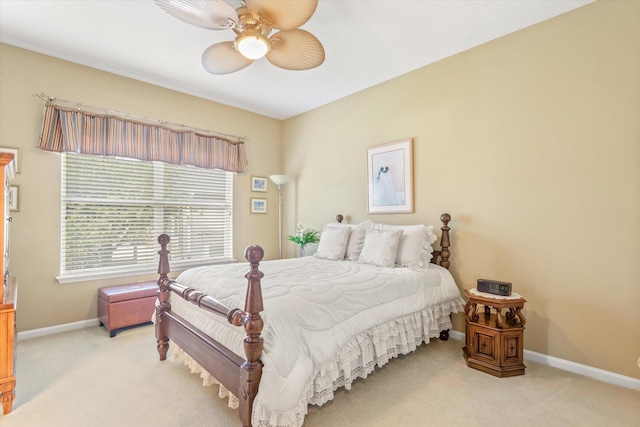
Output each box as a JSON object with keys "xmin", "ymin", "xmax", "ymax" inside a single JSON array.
[{"xmin": 269, "ymin": 174, "xmax": 290, "ymax": 259}]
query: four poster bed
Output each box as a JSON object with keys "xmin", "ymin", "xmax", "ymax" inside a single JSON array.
[{"xmin": 154, "ymin": 213, "xmax": 464, "ymax": 427}]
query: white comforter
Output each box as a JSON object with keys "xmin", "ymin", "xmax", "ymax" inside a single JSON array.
[{"xmin": 171, "ymin": 256, "xmax": 464, "ymax": 427}]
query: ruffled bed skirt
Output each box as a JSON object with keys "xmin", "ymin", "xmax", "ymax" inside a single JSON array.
[{"xmin": 170, "ymin": 298, "xmax": 465, "ymax": 427}]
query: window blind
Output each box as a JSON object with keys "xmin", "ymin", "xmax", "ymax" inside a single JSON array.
[{"xmin": 59, "ymin": 153, "xmax": 233, "ymax": 282}]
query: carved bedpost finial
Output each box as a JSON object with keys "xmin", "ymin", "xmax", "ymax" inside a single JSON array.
[
  {"xmin": 336, "ymin": 214, "xmax": 344, "ymax": 223},
  {"xmin": 244, "ymin": 245, "xmax": 264, "ymax": 316},
  {"xmin": 243, "ymin": 244, "xmax": 265, "ymax": 364},
  {"xmin": 157, "ymin": 234, "xmax": 171, "ymax": 275},
  {"xmin": 439, "ymin": 213, "xmax": 451, "ymax": 269},
  {"xmin": 245, "ymin": 244, "xmax": 264, "ymax": 265}
]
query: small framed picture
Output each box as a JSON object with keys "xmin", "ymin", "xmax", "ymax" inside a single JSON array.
[
  {"xmin": 251, "ymin": 176, "xmax": 268, "ymax": 192},
  {"xmin": 8, "ymin": 186, "xmax": 19, "ymax": 211},
  {"xmin": 0, "ymin": 147, "xmax": 20, "ymax": 173},
  {"xmin": 250, "ymin": 198, "xmax": 267, "ymax": 214}
]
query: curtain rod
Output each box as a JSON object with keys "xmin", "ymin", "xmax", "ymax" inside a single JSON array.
[{"xmin": 34, "ymin": 93, "xmax": 247, "ymax": 143}]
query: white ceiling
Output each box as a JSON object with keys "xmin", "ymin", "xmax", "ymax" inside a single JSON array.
[{"xmin": 0, "ymin": 0, "xmax": 593, "ymax": 120}]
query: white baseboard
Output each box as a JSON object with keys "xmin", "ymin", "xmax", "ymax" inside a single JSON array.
[
  {"xmin": 17, "ymin": 318, "xmax": 100, "ymax": 341},
  {"xmin": 523, "ymin": 349, "xmax": 640, "ymax": 390},
  {"xmin": 449, "ymin": 331, "xmax": 640, "ymax": 391},
  {"xmin": 449, "ymin": 329, "xmax": 465, "ymax": 341},
  {"xmin": 18, "ymin": 321, "xmax": 640, "ymax": 391}
]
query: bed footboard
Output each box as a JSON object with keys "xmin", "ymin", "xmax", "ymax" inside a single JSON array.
[{"xmin": 155, "ymin": 234, "xmax": 264, "ymax": 427}]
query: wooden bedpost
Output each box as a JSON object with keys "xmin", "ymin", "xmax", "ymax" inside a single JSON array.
[
  {"xmin": 438, "ymin": 214, "xmax": 452, "ymax": 341},
  {"xmin": 439, "ymin": 213, "xmax": 451, "ymax": 269},
  {"xmin": 156, "ymin": 234, "xmax": 172, "ymax": 361},
  {"xmin": 238, "ymin": 244, "xmax": 265, "ymax": 427}
]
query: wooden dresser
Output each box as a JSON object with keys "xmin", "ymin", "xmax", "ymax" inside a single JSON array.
[{"xmin": 0, "ymin": 152, "xmax": 16, "ymax": 414}]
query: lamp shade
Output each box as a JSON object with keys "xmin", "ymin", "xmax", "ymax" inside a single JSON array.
[
  {"xmin": 235, "ymin": 31, "xmax": 270, "ymax": 60},
  {"xmin": 269, "ymin": 175, "xmax": 290, "ymax": 186}
]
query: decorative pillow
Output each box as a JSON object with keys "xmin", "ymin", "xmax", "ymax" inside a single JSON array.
[
  {"xmin": 327, "ymin": 220, "xmax": 371, "ymax": 261},
  {"xmin": 314, "ymin": 226, "xmax": 351, "ymax": 261},
  {"xmin": 357, "ymin": 228, "xmax": 402, "ymax": 268},
  {"xmin": 344, "ymin": 221, "xmax": 369, "ymax": 261},
  {"xmin": 324, "ymin": 220, "xmax": 370, "ymax": 261},
  {"xmin": 369, "ymin": 222, "xmax": 438, "ymax": 268}
]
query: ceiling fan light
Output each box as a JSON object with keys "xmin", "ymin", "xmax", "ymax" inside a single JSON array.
[{"xmin": 235, "ymin": 32, "xmax": 270, "ymax": 60}]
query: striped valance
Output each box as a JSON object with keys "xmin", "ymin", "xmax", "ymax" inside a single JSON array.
[{"xmin": 38, "ymin": 103, "xmax": 248, "ymax": 173}]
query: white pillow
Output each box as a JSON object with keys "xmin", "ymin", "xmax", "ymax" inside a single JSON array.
[
  {"xmin": 324, "ymin": 221, "xmax": 370, "ymax": 261},
  {"xmin": 344, "ymin": 222, "xmax": 369, "ymax": 261},
  {"xmin": 357, "ymin": 228, "xmax": 402, "ymax": 268},
  {"xmin": 370, "ymin": 222, "xmax": 438, "ymax": 268},
  {"xmin": 314, "ymin": 226, "xmax": 351, "ymax": 261},
  {"xmin": 327, "ymin": 220, "xmax": 371, "ymax": 261}
]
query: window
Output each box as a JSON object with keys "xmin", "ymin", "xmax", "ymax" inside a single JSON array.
[{"xmin": 58, "ymin": 153, "xmax": 233, "ymax": 283}]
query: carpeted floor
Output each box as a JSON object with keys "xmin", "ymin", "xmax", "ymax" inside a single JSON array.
[{"xmin": 2, "ymin": 325, "xmax": 638, "ymax": 426}]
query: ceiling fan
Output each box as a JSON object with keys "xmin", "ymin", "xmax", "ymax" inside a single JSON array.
[{"xmin": 154, "ymin": 0, "xmax": 325, "ymax": 75}]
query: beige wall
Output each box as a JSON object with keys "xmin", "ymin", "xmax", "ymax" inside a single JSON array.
[
  {"xmin": 282, "ymin": 1, "xmax": 640, "ymax": 378},
  {"xmin": 0, "ymin": 44, "xmax": 283, "ymax": 332},
  {"xmin": 1, "ymin": 0, "xmax": 638, "ymax": 380}
]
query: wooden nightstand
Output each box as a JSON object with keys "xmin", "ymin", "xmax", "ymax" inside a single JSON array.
[{"xmin": 463, "ymin": 288, "xmax": 526, "ymax": 377}]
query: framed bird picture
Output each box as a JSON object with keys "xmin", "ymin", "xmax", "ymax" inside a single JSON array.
[{"xmin": 367, "ymin": 138, "xmax": 414, "ymax": 214}]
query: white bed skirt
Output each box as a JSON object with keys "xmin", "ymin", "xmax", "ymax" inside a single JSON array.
[{"xmin": 170, "ymin": 299, "xmax": 464, "ymax": 427}]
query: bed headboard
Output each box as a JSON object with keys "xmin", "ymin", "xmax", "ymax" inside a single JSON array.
[{"xmin": 335, "ymin": 213, "xmax": 452, "ymax": 269}]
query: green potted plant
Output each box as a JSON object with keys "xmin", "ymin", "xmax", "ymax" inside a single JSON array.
[{"xmin": 287, "ymin": 222, "xmax": 320, "ymax": 257}]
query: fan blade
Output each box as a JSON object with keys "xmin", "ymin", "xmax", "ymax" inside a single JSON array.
[
  {"xmin": 245, "ymin": 0, "xmax": 318, "ymax": 30},
  {"xmin": 154, "ymin": 0, "xmax": 238, "ymax": 30},
  {"xmin": 266, "ymin": 29, "xmax": 325, "ymax": 71},
  {"xmin": 202, "ymin": 41, "xmax": 254, "ymax": 75}
]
